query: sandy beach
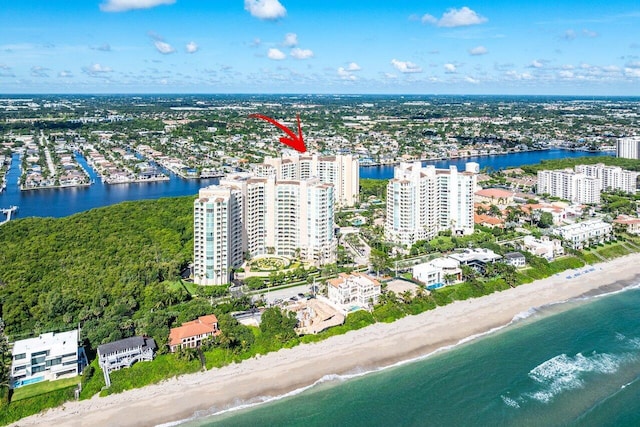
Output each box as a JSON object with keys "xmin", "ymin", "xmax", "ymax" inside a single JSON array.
[{"xmin": 13, "ymin": 253, "xmax": 640, "ymax": 427}]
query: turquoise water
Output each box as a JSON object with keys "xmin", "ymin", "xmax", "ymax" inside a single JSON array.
[{"xmin": 180, "ymin": 283, "xmax": 640, "ymax": 427}]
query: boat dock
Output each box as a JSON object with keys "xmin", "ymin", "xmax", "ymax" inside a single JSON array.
[{"xmin": 0, "ymin": 205, "xmax": 18, "ymax": 224}]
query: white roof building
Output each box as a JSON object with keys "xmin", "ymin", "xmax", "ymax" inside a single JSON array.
[
  {"xmin": 412, "ymin": 257, "xmax": 462, "ymax": 288},
  {"xmin": 11, "ymin": 330, "xmax": 84, "ymax": 389},
  {"xmin": 556, "ymin": 219, "xmax": 613, "ymax": 250},
  {"xmin": 522, "ymin": 235, "xmax": 564, "ymax": 260},
  {"xmin": 385, "ymin": 161, "xmax": 478, "ymax": 247}
]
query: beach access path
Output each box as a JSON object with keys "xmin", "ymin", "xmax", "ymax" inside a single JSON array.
[{"xmin": 13, "ymin": 253, "xmax": 640, "ymax": 427}]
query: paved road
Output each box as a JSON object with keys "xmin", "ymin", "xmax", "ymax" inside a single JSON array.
[{"xmin": 255, "ymin": 283, "xmax": 316, "ymax": 305}]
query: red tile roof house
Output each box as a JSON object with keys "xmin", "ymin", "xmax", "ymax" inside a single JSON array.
[{"xmin": 168, "ymin": 314, "xmax": 221, "ymax": 353}]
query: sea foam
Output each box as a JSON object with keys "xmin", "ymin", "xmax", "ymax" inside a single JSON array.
[{"xmin": 524, "ymin": 352, "xmax": 621, "ymax": 403}]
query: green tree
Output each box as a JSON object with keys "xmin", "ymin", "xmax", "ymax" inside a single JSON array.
[
  {"xmin": 260, "ymin": 307, "xmax": 298, "ymax": 343},
  {"xmin": 370, "ymin": 248, "xmax": 390, "ymax": 275},
  {"xmin": 0, "ymin": 318, "xmax": 10, "ymax": 394},
  {"xmin": 538, "ymin": 211, "xmax": 554, "ymax": 228}
]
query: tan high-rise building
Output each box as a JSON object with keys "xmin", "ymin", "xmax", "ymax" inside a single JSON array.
[
  {"xmin": 194, "ymin": 174, "xmax": 336, "ymax": 285},
  {"xmin": 255, "ymin": 153, "xmax": 359, "ymax": 207}
]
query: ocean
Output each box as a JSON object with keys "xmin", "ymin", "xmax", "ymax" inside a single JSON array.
[{"xmin": 180, "ymin": 282, "xmax": 640, "ymax": 427}]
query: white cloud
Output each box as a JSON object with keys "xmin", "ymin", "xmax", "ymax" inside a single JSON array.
[
  {"xmin": 582, "ymin": 29, "xmax": 599, "ymax": 38},
  {"xmin": 245, "ymin": 0, "xmax": 286, "ymax": 20},
  {"xmin": 154, "ymin": 40, "xmax": 175, "ymax": 54},
  {"xmin": 530, "ymin": 60, "xmax": 544, "ymax": 68},
  {"xmin": 464, "ymin": 76, "xmax": 479, "ymax": 84},
  {"xmin": 468, "ymin": 46, "xmax": 487, "ymax": 56},
  {"xmin": 347, "ymin": 62, "xmax": 361, "ymax": 71},
  {"xmin": 82, "ymin": 63, "xmax": 113, "ymax": 76},
  {"xmin": 283, "ymin": 33, "xmax": 298, "ymax": 47},
  {"xmin": 423, "ymin": 7, "xmax": 487, "ymax": 28},
  {"xmin": 267, "ymin": 48, "xmax": 286, "ymax": 60},
  {"xmin": 421, "ymin": 14, "xmax": 437, "ymax": 25},
  {"xmin": 185, "ymin": 41, "xmax": 198, "ymax": 54},
  {"xmin": 505, "ymin": 70, "xmax": 533, "ymax": 80},
  {"xmin": 563, "ymin": 30, "xmax": 577, "ymax": 40},
  {"xmin": 100, "ymin": 0, "xmax": 175, "ymax": 12},
  {"xmin": 58, "ymin": 70, "xmax": 73, "ymax": 78},
  {"xmin": 384, "ymin": 72, "xmax": 398, "ymax": 79},
  {"xmin": 444, "ymin": 63, "xmax": 457, "ymax": 73},
  {"xmin": 626, "ymin": 61, "xmax": 640, "ymax": 69},
  {"xmin": 625, "ymin": 68, "xmax": 640, "ymax": 78},
  {"xmin": 290, "ymin": 48, "xmax": 313, "ymax": 59},
  {"xmin": 559, "ymin": 70, "xmax": 574, "ymax": 78},
  {"xmin": 337, "ymin": 67, "xmax": 356, "ymax": 81},
  {"xmin": 391, "ymin": 59, "xmax": 422, "ymax": 73}
]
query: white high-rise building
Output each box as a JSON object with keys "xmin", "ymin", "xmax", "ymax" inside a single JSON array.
[
  {"xmin": 385, "ymin": 162, "xmax": 477, "ymax": 247},
  {"xmin": 575, "ymin": 163, "xmax": 639, "ymax": 193},
  {"xmin": 193, "ymin": 184, "xmax": 244, "ymax": 286},
  {"xmin": 255, "ymin": 153, "xmax": 359, "ymax": 207},
  {"xmin": 538, "ymin": 163, "xmax": 639, "ymax": 205},
  {"xmin": 617, "ymin": 137, "xmax": 640, "ymax": 160},
  {"xmin": 537, "ymin": 169, "xmax": 602, "ymax": 204},
  {"xmin": 194, "ymin": 174, "xmax": 336, "ymax": 286}
]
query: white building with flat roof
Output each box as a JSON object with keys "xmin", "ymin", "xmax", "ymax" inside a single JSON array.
[
  {"xmin": 556, "ymin": 219, "xmax": 613, "ymax": 250},
  {"xmin": 575, "ymin": 163, "xmax": 640, "ymax": 194},
  {"xmin": 617, "ymin": 137, "xmax": 640, "ymax": 160},
  {"xmin": 522, "ymin": 235, "xmax": 564, "ymax": 260},
  {"xmin": 385, "ymin": 162, "xmax": 478, "ymax": 247},
  {"xmin": 448, "ymin": 248, "xmax": 502, "ymax": 273},
  {"xmin": 537, "ymin": 169, "xmax": 602, "ymax": 204},
  {"xmin": 10, "ymin": 330, "xmax": 85, "ymax": 389},
  {"xmin": 412, "ymin": 257, "xmax": 462, "ymax": 287}
]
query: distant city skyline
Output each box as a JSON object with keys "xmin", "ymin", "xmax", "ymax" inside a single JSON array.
[{"xmin": 1, "ymin": 0, "xmax": 640, "ymax": 95}]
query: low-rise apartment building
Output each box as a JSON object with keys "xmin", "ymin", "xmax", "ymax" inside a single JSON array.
[{"xmin": 556, "ymin": 219, "xmax": 613, "ymax": 250}]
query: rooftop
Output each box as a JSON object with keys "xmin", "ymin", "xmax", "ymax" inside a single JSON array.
[
  {"xmin": 12, "ymin": 330, "xmax": 78, "ymax": 357},
  {"xmin": 98, "ymin": 336, "xmax": 157, "ymax": 356}
]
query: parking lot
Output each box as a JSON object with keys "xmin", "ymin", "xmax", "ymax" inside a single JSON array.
[{"xmin": 258, "ymin": 283, "xmax": 316, "ymax": 305}]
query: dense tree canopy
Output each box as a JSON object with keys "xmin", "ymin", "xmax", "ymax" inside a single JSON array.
[{"xmin": 0, "ymin": 196, "xmax": 195, "ymax": 348}]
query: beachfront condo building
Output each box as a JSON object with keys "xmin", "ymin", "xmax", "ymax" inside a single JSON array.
[
  {"xmin": 617, "ymin": 136, "xmax": 640, "ymax": 160},
  {"xmin": 10, "ymin": 330, "xmax": 87, "ymax": 389},
  {"xmin": 537, "ymin": 164, "xmax": 639, "ymax": 205},
  {"xmin": 574, "ymin": 164, "xmax": 640, "ymax": 194},
  {"xmin": 194, "ymin": 174, "xmax": 336, "ymax": 285},
  {"xmin": 556, "ymin": 219, "xmax": 613, "ymax": 250},
  {"xmin": 254, "ymin": 153, "xmax": 359, "ymax": 207},
  {"xmin": 193, "ymin": 184, "xmax": 244, "ymax": 286},
  {"xmin": 384, "ymin": 162, "xmax": 478, "ymax": 247},
  {"xmin": 536, "ymin": 169, "xmax": 602, "ymax": 204}
]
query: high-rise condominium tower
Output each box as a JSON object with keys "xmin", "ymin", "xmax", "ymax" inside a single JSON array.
[
  {"xmin": 385, "ymin": 162, "xmax": 478, "ymax": 247},
  {"xmin": 194, "ymin": 173, "xmax": 336, "ymax": 286},
  {"xmin": 255, "ymin": 153, "xmax": 359, "ymax": 207}
]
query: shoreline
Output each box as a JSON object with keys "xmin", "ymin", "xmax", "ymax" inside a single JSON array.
[{"xmin": 13, "ymin": 253, "xmax": 640, "ymax": 427}]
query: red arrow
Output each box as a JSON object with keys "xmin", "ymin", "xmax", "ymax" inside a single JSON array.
[{"xmin": 249, "ymin": 113, "xmax": 306, "ymax": 153}]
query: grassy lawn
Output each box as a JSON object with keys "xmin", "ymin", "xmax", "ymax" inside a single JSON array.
[
  {"xmin": 594, "ymin": 242, "xmax": 633, "ymax": 259},
  {"xmin": 11, "ymin": 377, "xmax": 80, "ymax": 401}
]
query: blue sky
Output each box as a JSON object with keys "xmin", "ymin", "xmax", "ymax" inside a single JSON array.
[{"xmin": 1, "ymin": 0, "xmax": 639, "ymax": 95}]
